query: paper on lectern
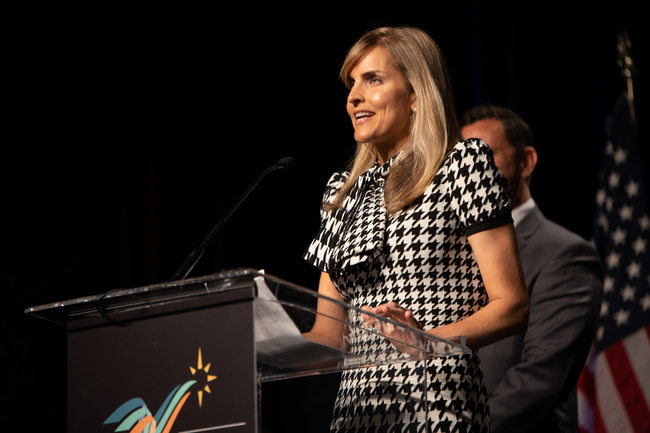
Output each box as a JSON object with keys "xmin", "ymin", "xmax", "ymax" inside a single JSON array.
[
  {"xmin": 253, "ymin": 276, "xmax": 309, "ymax": 354},
  {"xmin": 253, "ymin": 276, "xmax": 349, "ymax": 369}
]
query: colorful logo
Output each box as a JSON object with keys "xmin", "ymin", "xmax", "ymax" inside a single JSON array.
[{"xmin": 103, "ymin": 348, "xmax": 217, "ymax": 433}]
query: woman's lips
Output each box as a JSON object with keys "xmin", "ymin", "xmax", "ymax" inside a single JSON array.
[{"xmin": 354, "ymin": 111, "xmax": 375, "ymax": 123}]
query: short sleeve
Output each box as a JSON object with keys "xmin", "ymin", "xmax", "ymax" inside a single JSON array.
[
  {"xmin": 446, "ymin": 139, "xmax": 513, "ymax": 236},
  {"xmin": 302, "ymin": 172, "xmax": 349, "ymax": 272}
]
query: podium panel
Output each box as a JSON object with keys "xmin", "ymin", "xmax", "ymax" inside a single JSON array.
[
  {"xmin": 68, "ymin": 299, "xmax": 256, "ymax": 433},
  {"xmin": 26, "ymin": 268, "xmax": 470, "ymax": 433}
]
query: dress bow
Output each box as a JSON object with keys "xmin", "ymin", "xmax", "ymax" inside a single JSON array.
[{"xmin": 329, "ymin": 160, "xmax": 392, "ymax": 271}]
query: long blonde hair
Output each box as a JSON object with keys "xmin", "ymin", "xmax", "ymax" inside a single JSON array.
[{"xmin": 326, "ymin": 27, "xmax": 461, "ymax": 215}]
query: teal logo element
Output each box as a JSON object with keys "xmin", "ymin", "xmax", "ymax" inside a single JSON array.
[
  {"xmin": 104, "ymin": 348, "xmax": 217, "ymax": 432},
  {"xmin": 104, "ymin": 381, "xmax": 196, "ymax": 433}
]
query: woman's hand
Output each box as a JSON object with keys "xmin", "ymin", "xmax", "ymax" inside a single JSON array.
[
  {"xmin": 361, "ymin": 302, "xmax": 422, "ymax": 329},
  {"xmin": 361, "ymin": 302, "xmax": 426, "ymax": 355}
]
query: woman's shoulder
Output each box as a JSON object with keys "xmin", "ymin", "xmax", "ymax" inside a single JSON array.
[
  {"xmin": 444, "ymin": 138, "xmax": 495, "ymax": 169},
  {"xmin": 325, "ymin": 170, "xmax": 349, "ymax": 190},
  {"xmin": 450, "ymin": 138, "xmax": 492, "ymax": 157},
  {"xmin": 326, "ymin": 170, "xmax": 350, "ymax": 185},
  {"xmin": 433, "ymin": 138, "xmax": 505, "ymax": 191},
  {"xmin": 322, "ymin": 170, "xmax": 349, "ymax": 200}
]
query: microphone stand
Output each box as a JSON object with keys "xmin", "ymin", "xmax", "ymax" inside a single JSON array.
[{"xmin": 169, "ymin": 157, "xmax": 295, "ymax": 282}]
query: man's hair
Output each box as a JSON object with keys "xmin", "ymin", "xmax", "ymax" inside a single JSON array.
[{"xmin": 460, "ymin": 103, "xmax": 535, "ymax": 156}]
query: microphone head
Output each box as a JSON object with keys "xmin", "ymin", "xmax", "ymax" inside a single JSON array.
[{"xmin": 277, "ymin": 157, "xmax": 295, "ymax": 170}]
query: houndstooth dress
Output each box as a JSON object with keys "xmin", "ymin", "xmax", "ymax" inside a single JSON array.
[{"xmin": 304, "ymin": 139, "xmax": 513, "ymax": 433}]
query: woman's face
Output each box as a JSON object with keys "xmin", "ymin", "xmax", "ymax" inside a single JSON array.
[{"xmin": 346, "ymin": 46, "xmax": 415, "ymax": 157}]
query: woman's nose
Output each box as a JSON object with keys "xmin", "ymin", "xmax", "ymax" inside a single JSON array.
[{"xmin": 347, "ymin": 85, "xmax": 363, "ymax": 106}]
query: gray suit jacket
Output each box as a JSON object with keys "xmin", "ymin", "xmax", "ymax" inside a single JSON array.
[{"xmin": 479, "ymin": 205, "xmax": 603, "ymax": 433}]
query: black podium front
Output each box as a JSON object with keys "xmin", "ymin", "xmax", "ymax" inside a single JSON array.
[{"xmin": 26, "ymin": 268, "xmax": 469, "ymax": 433}]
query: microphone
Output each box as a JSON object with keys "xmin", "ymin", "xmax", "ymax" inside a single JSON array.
[
  {"xmin": 276, "ymin": 156, "xmax": 295, "ymax": 170},
  {"xmin": 170, "ymin": 157, "xmax": 295, "ymax": 282}
]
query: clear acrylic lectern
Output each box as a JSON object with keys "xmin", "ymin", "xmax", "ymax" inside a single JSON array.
[{"xmin": 25, "ymin": 268, "xmax": 469, "ymax": 433}]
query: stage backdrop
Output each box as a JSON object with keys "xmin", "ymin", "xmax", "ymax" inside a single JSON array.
[{"xmin": 3, "ymin": 2, "xmax": 647, "ymax": 432}]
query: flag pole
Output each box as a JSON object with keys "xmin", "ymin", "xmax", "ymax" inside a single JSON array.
[{"xmin": 617, "ymin": 31, "xmax": 637, "ymax": 129}]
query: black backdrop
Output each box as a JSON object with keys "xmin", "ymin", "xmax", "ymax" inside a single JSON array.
[{"xmin": 3, "ymin": 1, "xmax": 648, "ymax": 431}]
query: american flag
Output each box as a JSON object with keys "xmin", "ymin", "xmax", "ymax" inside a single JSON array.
[{"xmin": 577, "ymin": 94, "xmax": 650, "ymax": 433}]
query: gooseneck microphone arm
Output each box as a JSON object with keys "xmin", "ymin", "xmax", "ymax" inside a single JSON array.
[{"xmin": 170, "ymin": 157, "xmax": 295, "ymax": 282}]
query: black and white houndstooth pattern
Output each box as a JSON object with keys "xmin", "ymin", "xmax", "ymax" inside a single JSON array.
[{"xmin": 304, "ymin": 139, "xmax": 512, "ymax": 433}]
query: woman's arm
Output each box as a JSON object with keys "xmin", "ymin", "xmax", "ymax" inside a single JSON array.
[
  {"xmin": 432, "ymin": 223, "xmax": 529, "ymax": 349},
  {"xmin": 365, "ymin": 224, "xmax": 529, "ymax": 350},
  {"xmin": 302, "ymin": 272, "xmax": 349, "ymax": 349}
]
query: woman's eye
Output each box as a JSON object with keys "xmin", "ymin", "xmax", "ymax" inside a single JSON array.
[{"xmin": 370, "ymin": 76, "xmax": 380, "ymax": 84}]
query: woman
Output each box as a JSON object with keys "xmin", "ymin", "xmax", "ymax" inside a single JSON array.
[{"xmin": 303, "ymin": 27, "xmax": 529, "ymax": 432}]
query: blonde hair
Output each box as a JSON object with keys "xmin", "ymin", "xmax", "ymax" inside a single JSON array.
[{"xmin": 326, "ymin": 26, "xmax": 461, "ymax": 215}]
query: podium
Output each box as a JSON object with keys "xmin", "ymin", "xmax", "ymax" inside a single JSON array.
[{"xmin": 25, "ymin": 268, "xmax": 470, "ymax": 433}]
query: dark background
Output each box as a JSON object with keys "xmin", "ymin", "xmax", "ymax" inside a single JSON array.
[{"xmin": 2, "ymin": 1, "xmax": 647, "ymax": 432}]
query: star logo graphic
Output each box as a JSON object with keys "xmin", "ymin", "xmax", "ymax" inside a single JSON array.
[{"xmin": 189, "ymin": 348, "xmax": 218, "ymax": 407}]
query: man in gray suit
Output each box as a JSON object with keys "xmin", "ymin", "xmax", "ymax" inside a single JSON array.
[{"xmin": 460, "ymin": 104, "xmax": 603, "ymax": 433}]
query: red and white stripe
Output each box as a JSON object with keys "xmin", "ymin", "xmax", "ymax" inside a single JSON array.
[{"xmin": 578, "ymin": 325, "xmax": 650, "ymax": 433}]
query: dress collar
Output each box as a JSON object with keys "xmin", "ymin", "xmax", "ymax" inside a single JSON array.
[{"xmin": 369, "ymin": 152, "xmax": 400, "ymax": 180}]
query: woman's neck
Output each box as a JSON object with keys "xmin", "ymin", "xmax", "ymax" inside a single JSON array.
[{"xmin": 375, "ymin": 140, "xmax": 408, "ymax": 165}]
